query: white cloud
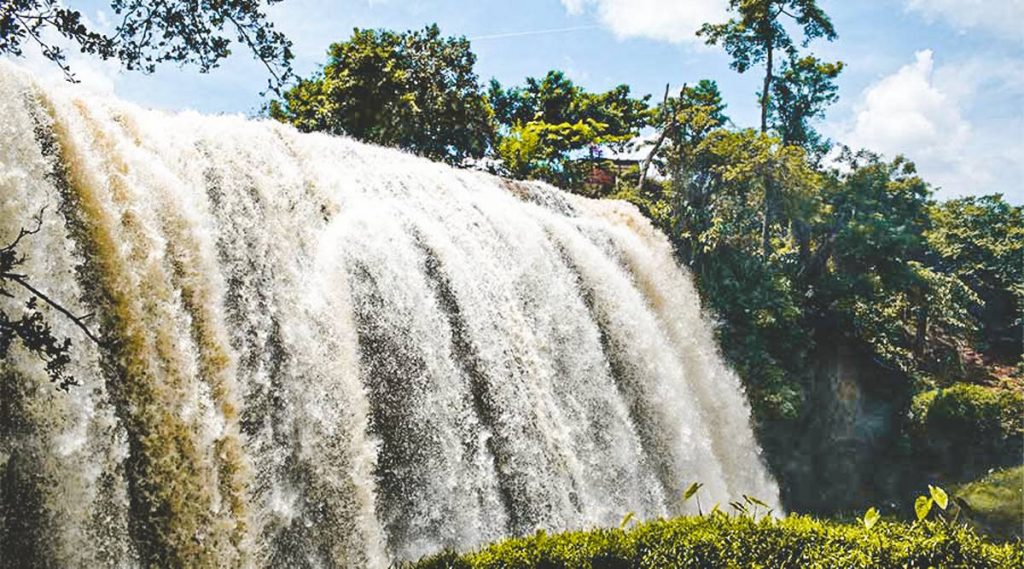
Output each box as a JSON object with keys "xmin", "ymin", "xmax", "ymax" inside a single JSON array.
[
  {"xmin": 846, "ymin": 51, "xmax": 969, "ymax": 157},
  {"xmin": 905, "ymin": 0, "xmax": 1024, "ymax": 41},
  {"xmin": 837, "ymin": 49, "xmax": 1024, "ymax": 201},
  {"xmin": 560, "ymin": 0, "xmax": 728, "ymax": 44}
]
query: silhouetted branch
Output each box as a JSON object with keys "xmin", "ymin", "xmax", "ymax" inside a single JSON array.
[{"xmin": 1, "ymin": 207, "xmax": 103, "ymax": 390}]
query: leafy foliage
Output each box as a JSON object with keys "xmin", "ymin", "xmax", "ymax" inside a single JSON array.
[
  {"xmin": 769, "ymin": 54, "xmax": 844, "ymax": 153},
  {"xmin": 489, "ymin": 71, "xmax": 649, "ymax": 138},
  {"xmin": 813, "ymin": 152, "xmax": 979, "ymax": 377},
  {"xmin": 861, "ymin": 506, "xmax": 880, "ymax": 530},
  {"xmin": 490, "ymin": 71, "xmax": 650, "ymax": 189},
  {"xmin": 0, "ymin": 0, "xmax": 294, "ymax": 90},
  {"xmin": 270, "ymin": 25, "xmax": 493, "ymax": 164},
  {"xmin": 926, "ymin": 195, "xmax": 1024, "ymax": 362},
  {"xmin": 699, "ymin": 0, "xmax": 837, "ymax": 133},
  {"xmin": 410, "ymin": 513, "xmax": 1022, "ymax": 569},
  {"xmin": 909, "ymin": 383, "xmax": 1023, "ymax": 479},
  {"xmin": 496, "ymin": 118, "xmax": 625, "ymax": 185}
]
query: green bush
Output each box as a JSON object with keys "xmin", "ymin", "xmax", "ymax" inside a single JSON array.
[
  {"xmin": 410, "ymin": 514, "xmax": 1022, "ymax": 568},
  {"xmin": 909, "ymin": 384, "xmax": 1023, "ymax": 478}
]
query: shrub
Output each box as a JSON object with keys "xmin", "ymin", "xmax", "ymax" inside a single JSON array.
[
  {"xmin": 909, "ymin": 383, "xmax": 1023, "ymax": 478},
  {"xmin": 409, "ymin": 514, "xmax": 1022, "ymax": 568}
]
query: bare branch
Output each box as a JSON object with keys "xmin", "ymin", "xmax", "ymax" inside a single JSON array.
[
  {"xmin": 1, "ymin": 205, "xmax": 46, "ymax": 254},
  {"xmin": 638, "ymin": 83, "xmax": 682, "ymax": 191}
]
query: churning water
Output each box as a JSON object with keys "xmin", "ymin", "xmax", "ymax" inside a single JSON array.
[{"xmin": 0, "ymin": 65, "xmax": 778, "ymax": 567}]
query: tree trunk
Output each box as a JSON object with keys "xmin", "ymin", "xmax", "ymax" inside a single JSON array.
[
  {"xmin": 761, "ymin": 38, "xmax": 773, "ymax": 133},
  {"xmin": 760, "ymin": 37, "xmax": 774, "ymax": 258},
  {"xmin": 761, "ymin": 182, "xmax": 772, "ymax": 258},
  {"xmin": 637, "ymin": 84, "xmax": 675, "ymax": 191},
  {"xmin": 914, "ymin": 305, "xmax": 929, "ymax": 359}
]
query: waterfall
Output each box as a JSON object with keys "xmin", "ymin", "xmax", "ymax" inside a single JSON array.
[{"xmin": 0, "ymin": 65, "xmax": 778, "ymax": 568}]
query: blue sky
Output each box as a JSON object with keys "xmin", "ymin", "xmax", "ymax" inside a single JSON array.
[{"xmin": 14, "ymin": 0, "xmax": 1024, "ymax": 202}]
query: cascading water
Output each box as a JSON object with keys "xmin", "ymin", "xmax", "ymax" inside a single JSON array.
[{"xmin": 0, "ymin": 64, "xmax": 779, "ymax": 568}]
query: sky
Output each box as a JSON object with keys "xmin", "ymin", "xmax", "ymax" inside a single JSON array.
[{"xmin": 10, "ymin": 0, "xmax": 1024, "ymax": 203}]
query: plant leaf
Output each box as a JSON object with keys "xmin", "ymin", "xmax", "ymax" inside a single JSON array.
[
  {"xmin": 914, "ymin": 496, "xmax": 933, "ymax": 521},
  {"xmin": 863, "ymin": 507, "xmax": 880, "ymax": 530},
  {"xmin": 928, "ymin": 485, "xmax": 949, "ymax": 510},
  {"xmin": 619, "ymin": 512, "xmax": 635, "ymax": 529},
  {"xmin": 744, "ymin": 495, "xmax": 769, "ymax": 508},
  {"xmin": 683, "ymin": 482, "xmax": 703, "ymax": 501}
]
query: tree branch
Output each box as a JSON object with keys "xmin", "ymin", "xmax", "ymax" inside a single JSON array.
[
  {"xmin": 1, "ymin": 207, "xmax": 102, "ymax": 346},
  {"xmin": 637, "ymin": 83, "xmax": 680, "ymax": 191},
  {"xmin": 2, "ymin": 274, "xmax": 102, "ymax": 345}
]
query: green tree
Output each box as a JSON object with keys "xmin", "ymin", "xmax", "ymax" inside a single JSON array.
[
  {"xmin": 269, "ymin": 25, "xmax": 493, "ymax": 165},
  {"xmin": 0, "ymin": 0, "xmax": 293, "ymax": 90},
  {"xmin": 490, "ymin": 71, "xmax": 649, "ymax": 137},
  {"xmin": 496, "ymin": 119, "xmax": 626, "ymax": 186},
  {"xmin": 769, "ymin": 55, "xmax": 844, "ymax": 154},
  {"xmin": 636, "ymin": 80, "xmax": 728, "ymax": 191},
  {"xmin": 489, "ymin": 71, "xmax": 650, "ymax": 189},
  {"xmin": 806, "ymin": 151, "xmax": 985, "ymax": 378},
  {"xmin": 683, "ymin": 129, "xmax": 820, "ymax": 419},
  {"xmin": 621, "ymin": 125, "xmax": 821, "ymax": 421},
  {"xmin": 700, "ymin": 0, "xmax": 837, "ymax": 256},
  {"xmin": 926, "ymin": 195, "xmax": 1024, "ymax": 363},
  {"xmin": 699, "ymin": 0, "xmax": 837, "ymax": 134}
]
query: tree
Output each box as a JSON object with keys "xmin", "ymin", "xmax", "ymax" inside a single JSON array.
[
  {"xmin": 677, "ymin": 129, "xmax": 820, "ymax": 421},
  {"xmin": 802, "ymin": 151, "xmax": 988, "ymax": 378},
  {"xmin": 490, "ymin": 71, "xmax": 649, "ymax": 137},
  {"xmin": 769, "ymin": 54, "xmax": 843, "ymax": 154},
  {"xmin": 0, "ymin": 0, "xmax": 294, "ymax": 91},
  {"xmin": 699, "ymin": 0, "xmax": 837, "ymax": 134},
  {"xmin": 927, "ymin": 195, "xmax": 1024, "ymax": 363},
  {"xmin": 700, "ymin": 0, "xmax": 837, "ymax": 256},
  {"xmin": 489, "ymin": 71, "xmax": 650, "ymax": 190},
  {"xmin": 637, "ymin": 80, "xmax": 728, "ymax": 193},
  {"xmin": 269, "ymin": 25, "xmax": 493, "ymax": 165}
]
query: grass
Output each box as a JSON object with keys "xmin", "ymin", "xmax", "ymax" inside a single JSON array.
[{"xmin": 954, "ymin": 466, "xmax": 1024, "ymax": 542}]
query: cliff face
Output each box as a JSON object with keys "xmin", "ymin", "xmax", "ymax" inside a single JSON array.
[
  {"xmin": 762, "ymin": 338, "xmax": 912, "ymax": 514},
  {"xmin": 763, "ymin": 331, "xmax": 1022, "ymax": 517}
]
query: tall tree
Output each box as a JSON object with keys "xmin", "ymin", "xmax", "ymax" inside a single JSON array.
[
  {"xmin": 769, "ymin": 54, "xmax": 843, "ymax": 153},
  {"xmin": 699, "ymin": 0, "xmax": 836, "ymax": 257},
  {"xmin": 269, "ymin": 25, "xmax": 493, "ymax": 165},
  {"xmin": 638, "ymin": 79, "xmax": 728, "ymax": 192},
  {"xmin": 699, "ymin": 0, "xmax": 836, "ymax": 133},
  {"xmin": 0, "ymin": 0, "xmax": 294, "ymax": 91}
]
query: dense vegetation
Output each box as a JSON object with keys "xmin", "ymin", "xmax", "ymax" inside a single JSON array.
[
  {"xmin": 268, "ymin": 25, "xmax": 491, "ymax": 164},
  {"xmin": 269, "ymin": 0, "xmax": 1022, "ymax": 519},
  {"xmin": 410, "ymin": 513, "xmax": 1022, "ymax": 569}
]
